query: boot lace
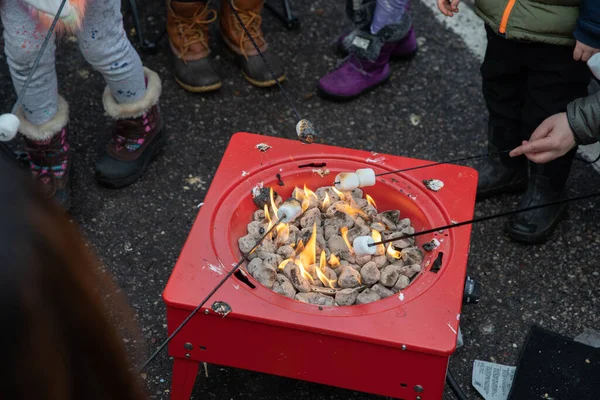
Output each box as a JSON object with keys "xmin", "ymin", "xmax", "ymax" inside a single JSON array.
[
  {"xmin": 172, "ymin": 3, "xmax": 217, "ymax": 60},
  {"xmin": 232, "ymin": 3, "xmax": 266, "ymax": 59}
]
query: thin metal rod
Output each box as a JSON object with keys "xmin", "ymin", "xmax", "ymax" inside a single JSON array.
[
  {"xmin": 224, "ymin": 0, "xmax": 302, "ymax": 122},
  {"xmin": 333, "ymin": 150, "xmax": 511, "ymax": 184},
  {"xmin": 369, "ymin": 190, "xmax": 600, "ymax": 247},
  {"xmin": 12, "ymin": 0, "xmax": 68, "ymax": 115},
  {"xmin": 137, "ymin": 218, "xmax": 282, "ymax": 372},
  {"xmin": 375, "ymin": 150, "xmax": 511, "ymax": 177}
]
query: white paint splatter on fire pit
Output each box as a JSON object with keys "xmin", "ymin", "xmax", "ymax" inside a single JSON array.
[
  {"xmin": 423, "ymin": 179, "xmax": 444, "ymax": 192},
  {"xmin": 312, "ymin": 168, "xmax": 330, "ymax": 177},
  {"xmin": 256, "ymin": 143, "xmax": 272, "ymax": 152},
  {"xmin": 242, "ymin": 171, "xmax": 249, "ymax": 177},
  {"xmin": 251, "ymin": 182, "xmax": 264, "ymax": 198}
]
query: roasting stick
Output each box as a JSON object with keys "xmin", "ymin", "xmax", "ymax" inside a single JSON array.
[
  {"xmin": 366, "ymin": 190, "xmax": 600, "ymax": 248},
  {"xmin": 138, "ymin": 216, "xmax": 285, "ymax": 372},
  {"xmin": 333, "ymin": 150, "xmax": 511, "ymax": 185},
  {"xmin": 137, "ymin": 201, "xmax": 303, "ymax": 371}
]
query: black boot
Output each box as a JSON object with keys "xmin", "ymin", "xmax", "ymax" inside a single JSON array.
[
  {"xmin": 505, "ymin": 159, "xmax": 572, "ymax": 244},
  {"xmin": 476, "ymin": 123, "xmax": 527, "ymax": 199}
]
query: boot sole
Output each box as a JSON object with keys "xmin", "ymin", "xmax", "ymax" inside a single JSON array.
[
  {"xmin": 175, "ymin": 77, "xmax": 222, "ymax": 93},
  {"xmin": 96, "ymin": 124, "xmax": 166, "ymax": 189},
  {"xmin": 504, "ymin": 205, "xmax": 567, "ymax": 244},
  {"xmin": 242, "ymin": 71, "xmax": 286, "ymax": 88},
  {"xmin": 317, "ymin": 74, "xmax": 391, "ymax": 102}
]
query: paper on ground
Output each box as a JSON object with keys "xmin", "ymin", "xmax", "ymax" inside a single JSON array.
[
  {"xmin": 575, "ymin": 328, "xmax": 600, "ymax": 348},
  {"xmin": 472, "ymin": 360, "xmax": 516, "ymax": 400}
]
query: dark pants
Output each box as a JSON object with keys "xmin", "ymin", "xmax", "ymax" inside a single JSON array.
[{"xmin": 481, "ymin": 25, "xmax": 591, "ymax": 191}]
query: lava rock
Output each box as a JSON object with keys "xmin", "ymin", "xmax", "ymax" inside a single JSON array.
[
  {"xmin": 356, "ymin": 289, "xmax": 381, "ymax": 304},
  {"xmin": 371, "ymin": 283, "xmax": 394, "ymax": 298},
  {"xmin": 360, "ymin": 262, "xmax": 380, "ymax": 285},
  {"xmin": 373, "ymin": 255, "xmax": 389, "ymax": 269},
  {"xmin": 273, "ymin": 275, "xmax": 296, "ymax": 299},
  {"xmin": 277, "ymin": 245, "xmax": 295, "ymax": 259},
  {"xmin": 238, "ymin": 235, "xmax": 257, "ymax": 254},
  {"xmin": 324, "ymin": 225, "xmax": 338, "ymax": 240},
  {"xmin": 399, "ymin": 264, "xmax": 421, "ymax": 278},
  {"xmin": 402, "ymin": 247, "xmax": 423, "ymax": 265},
  {"xmin": 253, "ymin": 187, "xmax": 278, "ymax": 209},
  {"xmin": 335, "ymin": 288, "xmax": 358, "ymax": 306},
  {"xmin": 255, "ymin": 265, "xmax": 277, "ymax": 288},
  {"xmin": 295, "ymin": 292, "xmax": 335, "ymax": 306},
  {"xmin": 355, "ymin": 254, "xmax": 372, "ymax": 266},
  {"xmin": 393, "ymin": 275, "xmax": 411, "ymax": 292},
  {"xmin": 263, "ymin": 253, "xmax": 284, "ymax": 270},
  {"xmin": 247, "ymin": 258, "xmax": 264, "ymax": 276},
  {"xmin": 301, "ymin": 207, "xmax": 322, "ymax": 228},
  {"xmin": 253, "ymin": 209, "xmax": 266, "ymax": 221},
  {"xmin": 338, "ymin": 266, "xmax": 361, "ymax": 288},
  {"xmin": 289, "ymin": 264, "xmax": 312, "ymax": 293},
  {"xmin": 380, "ymin": 264, "xmax": 402, "ymax": 287}
]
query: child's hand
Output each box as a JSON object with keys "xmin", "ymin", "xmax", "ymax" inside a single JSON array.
[
  {"xmin": 437, "ymin": 0, "xmax": 460, "ymax": 16},
  {"xmin": 573, "ymin": 40, "xmax": 600, "ymax": 62},
  {"xmin": 510, "ymin": 113, "xmax": 576, "ymax": 164}
]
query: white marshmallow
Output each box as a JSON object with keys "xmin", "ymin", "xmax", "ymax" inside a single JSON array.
[
  {"xmin": 277, "ymin": 199, "xmax": 302, "ymax": 223},
  {"xmin": 0, "ymin": 113, "xmax": 20, "ymax": 142},
  {"xmin": 356, "ymin": 168, "xmax": 376, "ymax": 187},
  {"xmin": 334, "ymin": 172, "xmax": 360, "ymax": 191},
  {"xmin": 353, "ymin": 236, "xmax": 377, "ymax": 257}
]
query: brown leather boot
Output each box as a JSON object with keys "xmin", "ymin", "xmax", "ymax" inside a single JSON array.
[
  {"xmin": 167, "ymin": 1, "xmax": 221, "ymax": 92},
  {"xmin": 220, "ymin": 0, "xmax": 285, "ymax": 87}
]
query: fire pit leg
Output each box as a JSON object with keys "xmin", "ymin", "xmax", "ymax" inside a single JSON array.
[{"xmin": 170, "ymin": 358, "xmax": 200, "ymax": 400}]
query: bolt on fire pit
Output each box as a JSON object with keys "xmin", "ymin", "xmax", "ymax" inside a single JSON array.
[{"xmin": 163, "ymin": 133, "xmax": 478, "ymax": 400}]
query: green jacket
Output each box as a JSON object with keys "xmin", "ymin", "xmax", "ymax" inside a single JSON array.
[{"xmin": 475, "ymin": 0, "xmax": 580, "ymax": 46}]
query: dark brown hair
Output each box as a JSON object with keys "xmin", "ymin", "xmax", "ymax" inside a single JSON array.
[{"xmin": 0, "ymin": 157, "xmax": 146, "ymax": 400}]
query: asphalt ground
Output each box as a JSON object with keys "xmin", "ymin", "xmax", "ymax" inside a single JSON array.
[{"xmin": 1, "ymin": 1, "xmax": 599, "ymax": 399}]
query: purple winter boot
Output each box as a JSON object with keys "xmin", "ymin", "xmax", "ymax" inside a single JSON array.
[{"xmin": 318, "ymin": 42, "xmax": 398, "ymax": 101}]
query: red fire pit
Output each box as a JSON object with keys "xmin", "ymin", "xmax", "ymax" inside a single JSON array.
[{"xmin": 163, "ymin": 133, "xmax": 478, "ymax": 400}]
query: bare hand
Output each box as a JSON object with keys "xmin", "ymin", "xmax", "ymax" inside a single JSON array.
[
  {"xmin": 437, "ymin": 0, "xmax": 460, "ymax": 16},
  {"xmin": 509, "ymin": 113, "xmax": 576, "ymax": 164},
  {"xmin": 573, "ymin": 40, "xmax": 600, "ymax": 62}
]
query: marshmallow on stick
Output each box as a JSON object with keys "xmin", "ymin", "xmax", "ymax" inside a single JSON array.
[
  {"xmin": 334, "ymin": 168, "xmax": 376, "ymax": 191},
  {"xmin": 277, "ymin": 198, "xmax": 303, "ymax": 223},
  {"xmin": 353, "ymin": 236, "xmax": 377, "ymax": 256}
]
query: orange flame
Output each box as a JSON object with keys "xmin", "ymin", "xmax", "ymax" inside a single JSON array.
[
  {"xmin": 317, "ymin": 250, "xmax": 337, "ymax": 288},
  {"xmin": 322, "ymin": 192, "xmax": 331, "ymax": 210},
  {"xmin": 366, "ymin": 194, "xmax": 377, "ymax": 209},
  {"xmin": 332, "ymin": 186, "xmax": 345, "ymax": 201},
  {"xmin": 278, "ymin": 258, "xmax": 292, "ymax": 271},
  {"xmin": 264, "ymin": 204, "xmax": 273, "ymax": 238},
  {"xmin": 371, "ymin": 229, "xmax": 385, "ymax": 254},
  {"xmin": 304, "ymin": 185, "xmax": 318, "ymax": 204},
  {"xmin": 386, "ymin": 243, "xmax": 402, "ymax": 259},
  {"xmin": 296, "ymin": 223, "xmax": 318, "ymax": 283},
  {"xmin": 269, "ymin": 188, "xmax": 279, "ymax": 218},
  {"xmin": 340, "ymin": 227, "xmax": 353, "ymax": 254},
  {"xmin": 328, "ymin": 253, "xmax": 340, "ymax": 267},
  {"xmin": 276, "ymin": 223, "xmax": 290, "ymax": 246}
]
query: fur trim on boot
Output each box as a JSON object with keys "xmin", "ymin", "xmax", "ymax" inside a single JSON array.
[
  {"xmin": 342, "ymin": 12, "xmax": 412, "ymax": 60},
  {"xmin": 103, "ymin": 67, "xmax": 162, "ymax": 120},
  {"xmin": 16, "ymin": 96, "xmax": 69, "ymax": 140}
]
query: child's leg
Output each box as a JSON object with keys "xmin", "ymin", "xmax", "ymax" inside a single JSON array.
[
  {"xmin": 477, "ymin": 25, "xmax": 528, "ymax": 198},
  {"xmin": 76, "ymin": 0, "xmax": 164, "ymax": 188},
  {"xmin": 76, "ymin": 0, "xmax": 146, "ymax": 104},
  {"xmin": 505, "ymin": 42, "xmax": 591, "ymax": 244},
  {"xmin": 1, "ymin": 0, "xmax": 60, "ymax": 127},
  {"xmin": 1, "ymin": 0, "xmax": 71, "ymax": 209}
]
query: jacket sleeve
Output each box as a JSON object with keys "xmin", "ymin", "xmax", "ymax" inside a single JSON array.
[
  {"xmin": 574, "ymin": 0, "xmax": 600, "ymax": 49},
  {"xmin": 567, "ymin": 92, "xmax": 600, "ymax": 146}
]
